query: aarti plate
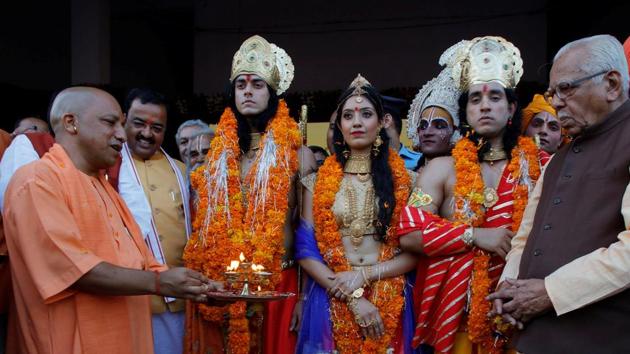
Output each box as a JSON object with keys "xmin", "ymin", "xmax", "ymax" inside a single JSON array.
[{"xmin": 206, "ymin": 291, "xmax": 295, "ymax": 303}]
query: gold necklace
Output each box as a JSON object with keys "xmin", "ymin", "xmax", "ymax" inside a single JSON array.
[
  {"xmin": 344, "ymin": 153, "xmax": 371, "ymax": 182},
  {"xmin": 482, "ymin": 146, "xmax": 507, "ymax": 165},
  {"xmin": 342, "ymin": 179, "xmax": 375, "ymax": 251},
  {"xmin": 250, "ymin": 133, "xmax": 262, "ymax": 151}
]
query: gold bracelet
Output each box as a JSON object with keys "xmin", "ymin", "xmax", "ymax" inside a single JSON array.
[{"xmin": 462, "ymin": 227, "xmax": 474, "ymax": 248}]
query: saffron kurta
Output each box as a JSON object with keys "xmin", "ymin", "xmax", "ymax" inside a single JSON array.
[{"xmin": 3, "ymin": 144, "xmax": 165, "ymax": 354}]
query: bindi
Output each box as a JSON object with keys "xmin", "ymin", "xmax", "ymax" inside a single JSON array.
[{"xmin": 482, "ymin": 84, "xmax": 489, "ymax": 94}]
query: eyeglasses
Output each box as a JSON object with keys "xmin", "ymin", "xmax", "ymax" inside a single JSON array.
[{"xmin": 545, "ymin": 70, "xmax": 608, "ymax": 101}]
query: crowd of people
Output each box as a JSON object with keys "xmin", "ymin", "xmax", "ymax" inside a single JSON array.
[{"xmin": 0, "ymin": 32, "xmax": 629, "ymax": 354}]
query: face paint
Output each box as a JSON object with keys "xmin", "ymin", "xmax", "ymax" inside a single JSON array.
[
  {"xmin": 419, "ymin": 117, "xmax": 450, "ymax": 130},
  {"xmin": 354, "ymin": 106, "xmax": 360, "ymax": 112},
  {"xmin": 244, "ymin": 74, "xmax": 252, "ymax": 82},
  {"xmin": 482, "ymin": 84, "xmax": 489, "ymax": 93}
]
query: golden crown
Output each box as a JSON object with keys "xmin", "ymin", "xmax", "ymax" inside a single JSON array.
[{"xmin": 230, "ymin": 35, "xmax": 295, "ymax": 95}]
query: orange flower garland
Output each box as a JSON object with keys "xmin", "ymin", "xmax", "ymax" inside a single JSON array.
[
  {"xmin": 509, "ymin": 137, "xmax": 541, "ymax": 233},
  {"xmin": 183, "ymin": 99, "xmax": 300, "ymax": 354},
  {"xmin": 312, "ymin": 149, "xmax": 411, "ymax": 353},
  {"xmin": 452, "ymin": 136, "xmax": 540, "ymax": 352},
  {"xmin": 247, "ymin": 100, "xmax": 300, "ymax": 286},
  {"xmin": 452, "ymin": 138, "xmax": 486, "ymax": 226}
]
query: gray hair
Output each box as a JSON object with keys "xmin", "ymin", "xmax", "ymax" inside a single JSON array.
[
  {"xmin": 189, "ymin": 128, "xmax": 214, "ymax": 141},
  {"xmin": 176, "ymin": 119, "xmax": 210, "ymax": 144},
  {"xmin": 554, "ymin": 34, "xmax": 629, "ymax": 93}
]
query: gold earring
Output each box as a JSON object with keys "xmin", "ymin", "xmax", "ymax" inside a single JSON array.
[
  {"xmin": 342, "ymin": 149, "xmax": 350, "ymax": 159},
  {"xmin": 372, "ymin": 128, "xmax": 383, "ymax": 156}
]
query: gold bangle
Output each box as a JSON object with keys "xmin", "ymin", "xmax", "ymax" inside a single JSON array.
[{"xmin": 462, "ymin": 227, "xmax": 474, "ymax": 248}]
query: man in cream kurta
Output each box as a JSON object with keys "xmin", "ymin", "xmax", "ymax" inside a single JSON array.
[{"xmin": 120, "ymin": 88, "xmax": 191, "ymax": 354}]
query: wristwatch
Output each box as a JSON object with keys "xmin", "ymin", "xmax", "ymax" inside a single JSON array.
[{"xmin": 351, "ymin": 287, "xmax": 365, "ymax": 299}]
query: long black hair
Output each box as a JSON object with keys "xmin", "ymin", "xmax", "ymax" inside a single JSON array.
[
  {"xmin": 332, "ymin": 84, "xmax": 395, "ymax": 239},
  {"xmin": 226, "ymin": 81, "xmax": 280, "ymax": 154},
  {"xmin": 457, "ymin": 88, "xmax": 522, "ymax": 161}
]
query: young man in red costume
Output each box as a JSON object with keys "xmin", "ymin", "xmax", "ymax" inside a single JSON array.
[{"xmin": 398, "ymin": 36, "xmax": 541, "ymax": 354}]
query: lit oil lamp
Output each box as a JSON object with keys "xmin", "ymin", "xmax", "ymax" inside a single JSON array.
[{"xmin": 223, "ymin": 253, "xmax": 271, "ymax": 296}]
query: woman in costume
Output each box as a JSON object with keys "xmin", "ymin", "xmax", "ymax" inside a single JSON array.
[
  {"xmin": 296, "ymin": 75, "xmax": 416, "ymax": 354},
  {"xmin": 183, "ymin": 35, "xmax": 316, "ymax": 354}
]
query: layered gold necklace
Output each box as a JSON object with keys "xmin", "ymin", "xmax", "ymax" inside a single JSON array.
[{"xmin": 342, "ymin": 179, "xmax": 375, "ymax": 251}]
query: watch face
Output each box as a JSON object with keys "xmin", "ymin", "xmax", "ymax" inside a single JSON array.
[{"xmin": 352, "ymin": 288, "xmax": 365, "ymax": 298}]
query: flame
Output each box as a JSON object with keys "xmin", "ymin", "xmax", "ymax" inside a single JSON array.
[
  {"xmin": 258, "ymin": 285, "xmax": 261, "ymax": 292},
  {"xmin": 227, "ymin": 260, "xmax": 240, "ymax": 271},
  {"xmin": 239, "ymin": 252, "xmax": 245, "ymax": 262},
  {"xmin": 250, "ymin": 264, "xmax": 265, "ymax": 272}
]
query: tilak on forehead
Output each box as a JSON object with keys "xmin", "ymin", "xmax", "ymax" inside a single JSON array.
[
  {"xmin": 134, "ymin": 115, "xmax": 158, "ymax": 127},
  {"xmin": 421, "ymin": 107, "xmax": 453, "ymax": 125},
  {"xmin": 534, "ymin": 113, "xmax": 557, "ymax": 124}
]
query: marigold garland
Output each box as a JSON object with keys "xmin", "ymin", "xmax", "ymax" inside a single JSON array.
[
  {"xmin": 452, "ymin": 136, "xmax": 540, "ymax": 352},
  {"xmin": 183, "ymin": 100, "xmax": 300, "ymax": 354},
  {"xmin": 312, "ymin": 149, "xmax": 411, "ymax": 353}
]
